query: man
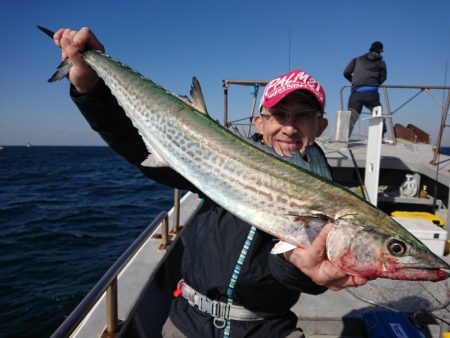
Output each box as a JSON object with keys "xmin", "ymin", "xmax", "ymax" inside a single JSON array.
[
  {"xmin": 53, "ymin": 27, "xmax": 367, "ymax": 338},
  {"xmin": 343, "ymin": 41, "xmax": 387, "ymax": 138}
]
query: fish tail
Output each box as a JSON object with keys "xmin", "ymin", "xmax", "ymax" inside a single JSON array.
[
  {"xmin": 37, "ymin": 25, "xmax": 55, "ymax": 39},
  {"xmin": 48, "ymin": 60, "xmax": 73, "ymax": 83},
  {"xmin": 37, "ymin": 26, "xmax": 73, "ymax": 82}
]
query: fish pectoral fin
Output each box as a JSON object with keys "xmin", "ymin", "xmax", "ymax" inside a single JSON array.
[
  {"xmin": 287, "ymin": 212, "xmax": 332, "ymax": 224},
  {"xmin": 141, "ymin": 153, "xmax": 169, "ymax": 168},
  {"xmin": 270, "ymin": 240, "xmax": 297, "ymax": 254},
  {"xmin": 189, "ymin": 77, "xmax": 209, "ymax": 115}
]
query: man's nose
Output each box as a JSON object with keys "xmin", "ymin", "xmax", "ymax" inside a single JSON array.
[
  {"xmin": 283, "ymin": 114, "xmax": 297, "ymax": 125},
  {"xmin": 281, "ymin": 123, "xmax": 298, "ymax": 134}
]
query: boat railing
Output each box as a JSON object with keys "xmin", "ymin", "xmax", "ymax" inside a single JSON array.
[
  {"xmin": 222, "ymin": 80, "xmax": 450, "ymax": 165},
  {"xmin": 223, "ymin": 80, "xmax": 268, "ymax": 134},
  {"xmin": 51, "ymin": 189, "xmax": 182, "ymax": 338},
  {"xmin": 339, "ymin": 84, "xmax": 450, "ymax": 165}
]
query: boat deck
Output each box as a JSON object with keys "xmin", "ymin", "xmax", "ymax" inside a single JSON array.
[
  {"xmin": 318, "ymin": 137, "xmax": 450, "ymax": 223},
  {"xmin": 317, "ymin": 137, "xmax": 450, "ymax": 184},
  {"xmin": 294, "ymin": 256, "xmax": 450, "ymax": 338},
  {"xmin": 295, "ymin": 288, "xmax": 444, "ymax": 338}
]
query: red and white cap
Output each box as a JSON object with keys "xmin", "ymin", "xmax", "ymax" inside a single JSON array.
[{"xmin": 260, "ymin": 69, "xmax": 326, "ymax": 113}]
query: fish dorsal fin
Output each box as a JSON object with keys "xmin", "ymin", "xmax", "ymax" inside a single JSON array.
[
  {"xmin": 177, "ymin": 94, "xmax": 192, "ymax": 106},
  {"xmin": 189, "ymin": 76, "xmax": 209, "ymax": 115}
]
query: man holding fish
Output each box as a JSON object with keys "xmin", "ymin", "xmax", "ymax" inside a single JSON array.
[{"xmin": 48, "ymin": 27, "xmax": 447, "ymax": 338}]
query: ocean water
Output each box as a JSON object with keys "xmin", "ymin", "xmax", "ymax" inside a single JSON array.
[{"xmin": 0, "ymin": 146, "xmax": 174, "ymax": 338}]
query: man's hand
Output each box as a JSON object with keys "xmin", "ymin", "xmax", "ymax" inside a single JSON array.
[
  {"xmin": 285, "ymin": 223, "xmax": 367, "ymax": 291},
  {"xmin": 53, "ymin": 27, "xmax": 105, "ymax": 93}
]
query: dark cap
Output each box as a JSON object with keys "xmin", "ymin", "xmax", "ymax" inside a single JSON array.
[{"xmin": 370, "ymin": 41, "xmax": 383, "ymax": 53}]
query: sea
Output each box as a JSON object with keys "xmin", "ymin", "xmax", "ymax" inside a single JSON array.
[{"xmin": 0, "ymin": 146, "xmax": 174, "ymax": 338}]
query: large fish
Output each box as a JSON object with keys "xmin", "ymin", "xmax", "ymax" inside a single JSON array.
[{"xmin": 40, "ymin": 26, "xmax": 450, "ymax": 281}]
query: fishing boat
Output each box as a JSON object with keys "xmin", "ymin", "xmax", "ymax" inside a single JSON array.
[{"xmin": 51, "ymin": 82, "xmax": 450, "ymax": 338}]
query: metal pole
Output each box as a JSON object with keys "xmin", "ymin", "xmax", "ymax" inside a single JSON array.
[
  {"xmin": 382, "ymin": 87, "xmax": 396, "ymax": 144},
  {"xmin": 106, "ymin": 278, "xmax": 118, "ymax": 336},
  {"xmin": 159, "ymin": 214, "xmax": 170, "ymax": 250},
  {"xmin": 223, "ymin": 81, "xmax": 229, "ymax": 127},
  {"xmin": 431, "ymin": 90, "xmax": 450, "ymax": 165},
  {"xmin": 171, "ymin": 189, "xmax": 181, "ymax": 234},
  {"xmin": 339, "ymin": 86, "xmax": 348, "ymax": 111},
  {"xmin": 246, "ymin": 85, "xmax": 259, "ymax": 138},
  {"xmin": 364, "ymin": 106, "xmax": 384, "ymax": 206}
]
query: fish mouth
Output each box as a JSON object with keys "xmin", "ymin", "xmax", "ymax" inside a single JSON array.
[
  {"xmin": 379, "ymin": 267, "xmax": 449, "ymax": 281},
  {"xmin": 380, "ymin": 254, "xmax": 450, "ymax": 281}
]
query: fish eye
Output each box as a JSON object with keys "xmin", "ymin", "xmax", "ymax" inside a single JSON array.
[{"xmin": 387, "ymin": 239, "xmax": 407, "ymax": 256}]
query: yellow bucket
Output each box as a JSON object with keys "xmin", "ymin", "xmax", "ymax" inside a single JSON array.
[{"xmin": 390, "ymin": 211, "xmax": 445, "ymax": 227}]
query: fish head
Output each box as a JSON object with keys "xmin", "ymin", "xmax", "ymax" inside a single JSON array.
[{"xmin": 326, "ymin": 220, "xmax": 450, "ymax": 281}]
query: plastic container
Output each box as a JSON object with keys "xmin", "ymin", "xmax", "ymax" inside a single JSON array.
[
  {"xmin": 363, "ymin": 311, "xmax": 424, "ymax": 338},
  {"xmin": 390, "ymin": 211, "xmax": 445, "ymax": 227},
  {"xmin": 393, "ymin": 216, "xmax": 447, "ymax": 256}
]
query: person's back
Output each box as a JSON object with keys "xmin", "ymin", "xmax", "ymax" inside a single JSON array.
[
  {"xmin": 343, "ymin": 41, "xmax": 387, "ymax": 137},
  {"xmin": 345, "ymin": 51, "xmax": 386, "ymax": 90}
]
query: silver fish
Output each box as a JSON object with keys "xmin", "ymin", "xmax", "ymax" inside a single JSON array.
[{"xmin": 41, "ymin": 26, "xmax": 450, "ymax": 281}]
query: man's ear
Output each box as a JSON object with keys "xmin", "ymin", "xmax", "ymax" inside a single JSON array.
[
  {"xmin": 254, "ymin": 115, "xmax": 264, "ymax": 134},
  {"xmin": 316, "ymin": 118, "xmax": 328, "ymax": 137}
]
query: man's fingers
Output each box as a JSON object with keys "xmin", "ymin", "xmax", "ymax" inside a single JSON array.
[
  {"xmin": 319, "ymin": 259, "xmax": 348, "ymax": 280},
  {"xmin": 50, "ymin": 27, "xmax": 100, "ymax": 93},
  {"xmin": 326, "ymin": 275, "xmax": 368, "ymax": 291},
  {"xmin": 53, "ymin": 28, "xmax": 65, "ymax": 47},
  {"xmin": 68, "ymin": 30, "xmax": 77, "ymax": 42},
  {"xmin": 351, "ymin": 276, "xmax": 367, "ymax": 287},
  {"xmin": 61, "ymin": 38, "xmax": 84, "ymax": 68},
  {"xmin": 73, "ymin": 27, "xmax": 105, "ymax": 52},
  {"xmin": 53, "ymin": 27, "xmax": 104, "ymax": 53}
]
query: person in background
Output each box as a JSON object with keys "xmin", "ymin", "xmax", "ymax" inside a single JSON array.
[
  {"xmin": 53, "ymin": 27, "xmax": 367, "ymax": 338},
  {"xmin": 343, "ymin": 41, "xmax": 387, "ymax": 138}
]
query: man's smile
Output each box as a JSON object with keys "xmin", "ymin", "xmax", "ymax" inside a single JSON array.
[{"xmin": 277, "ymin": 140, "xmax": 301, "ymax": 149}]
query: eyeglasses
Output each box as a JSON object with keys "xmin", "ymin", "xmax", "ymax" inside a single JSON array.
[{"xmin": 260, "ymin": 110, "xmax": 321, "ymax": 125}]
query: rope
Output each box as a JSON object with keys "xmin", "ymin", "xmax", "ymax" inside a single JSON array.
[{"xmin": 223, "ymin": 226, "xmax": 257, "ymax": 337}]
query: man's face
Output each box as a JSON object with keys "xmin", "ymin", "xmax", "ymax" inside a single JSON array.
[{"xmin": 254, "ymin": 92, "xmax": 327, "ymax": 157}]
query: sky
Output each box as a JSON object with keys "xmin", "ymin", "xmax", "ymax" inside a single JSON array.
[{"xmin": 1, "ymin": 0, "xmax": 449, "ymax": 146}]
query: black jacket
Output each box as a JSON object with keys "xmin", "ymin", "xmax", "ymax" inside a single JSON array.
[
  {"xmin": 343, "ymin": 52, "xmax": 387, "ymax": 91},
  {"xmin": 71, "ymin": 80, "xmax": 328, "ymax": 337}
]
